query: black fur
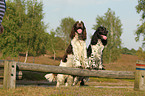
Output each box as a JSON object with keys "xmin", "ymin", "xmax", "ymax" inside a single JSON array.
[
  {"xmin": 62, "ymin": 44, "xmax": 73, "ymax": 62},
  {"xmin": 87, "ymin": 26, "xmax": 108, "ymax": 57}
]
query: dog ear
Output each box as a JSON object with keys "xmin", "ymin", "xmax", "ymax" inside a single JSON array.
[
  {"xmin": 82, "ymin": 28, "xmax": 86, "ymax": 40},
  {"xmin": 70, "ymin": 27, "xmax": 75, "ymax": 39},
  {"xmin": 91, "ymin": 31, "xmax": 98, "ymax": 45}
]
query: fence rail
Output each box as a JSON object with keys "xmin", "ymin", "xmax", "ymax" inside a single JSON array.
[
  {"xmin": 0, "ymin": 60, "xmax": 135, "ymax": 89},
  {"xmin": 0, "ymin": 61, "xmax": 135, "ymax": 78}
]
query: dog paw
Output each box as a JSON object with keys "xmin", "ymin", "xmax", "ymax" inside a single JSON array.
[
  {"xmin": 98, "ymin": 65, "xmax": 105, "ymax": 70},
  {"xmin": 85, "ymin": 66, "xmax": 91, "ymax": 70},
  {"xmin": 91, "ymin": 64, "xmax": 97, "ymax": 69}
]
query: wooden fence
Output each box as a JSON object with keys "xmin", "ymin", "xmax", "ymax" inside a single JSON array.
[
  {"xmin": 0, "ymin": 60, "xmax": 22, "ymax": 80},
  {"xmin": 134, "ymin": 60, "xmax": 145, "ymax": 91},
  {"xmin": 0, "ymin": 60, "xmax": 135, "ymax": 89}
]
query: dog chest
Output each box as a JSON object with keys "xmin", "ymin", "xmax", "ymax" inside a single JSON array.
[
  {"xmin": 72, "ymin": 40, "xmax": 85, "ymax": 56},
  {"xmin": 91, "ymin": 39, "xmax": 104, "ymax": 56}
]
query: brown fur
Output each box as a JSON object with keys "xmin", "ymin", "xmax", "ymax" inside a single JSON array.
[
  {"xmin": 62, "ymin": 21, "xmax": 87, "ymax": 63},
  {"xmin": 62, "ymin": 44, "xmax": 73, "ymax": 62},
  {"xmin": 70, "ymin": 21, "xmax": 86, "ymax": 40}
]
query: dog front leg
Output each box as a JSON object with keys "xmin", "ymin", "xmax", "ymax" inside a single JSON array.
[
  {"xmin": 82, "ymin": 41, "xmax": 90, "ymax": 69},
  {"xmin": 73, "ymin": 76, "xmax": 79, "ymax": 86},
  {"xmin": 73, "ymin": 56, "xmax": 81, "ymax": 68},
  {"xmin": 66, "ymin": 75, "xmax": 73, "ymax": 86},
  {"xmin": 56, "ymin": 74, "xmax": 65, "ymax": 87}
]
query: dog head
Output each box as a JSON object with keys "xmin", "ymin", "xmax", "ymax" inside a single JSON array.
[
  {"xmin": 96, "ymin": 26, "xmax": 108, "ymax": 40},
  {"xmin": 70, "ymin": 20, "xmax": 86, "ymax": 40}
]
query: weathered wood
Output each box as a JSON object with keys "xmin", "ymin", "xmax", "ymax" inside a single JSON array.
[
  {"xmin": 0, "ymin": 60, "xmax": 4, "ymax": 68},
  {"xmin": 0, "ymin": 71, "xmax": 23, "ymax": 80},
  {"xmin": 0, "ymin": 69, "xmax": 4, "ymax": 79},
  {"xmin": 16, "ymin": 62, "xmax": 135, "ymax": 79},
  {"xmin": 0, "ymin": 61, "xmax": 23, "ymax": 80},
  {"xmin": 0, "ymin": 68, "xmax": 23, "ymax": 80},
  {"xmin": 136, "ymin": 60, "xmax": 145, "ymax": 64},
  {"xmin": 0, "ymin": 69, "xmax": 4, "ymax": 76},
  {"xmin": 134, "ymin": 60, "xmax": 145, "ymax": 91},
  {"xmin": 3, "ymin": 61, "xmax": 16, "ymax": 89},
  {"xmin": 0, "ymin": 61, "xmax": 135, "ymax": 79}
]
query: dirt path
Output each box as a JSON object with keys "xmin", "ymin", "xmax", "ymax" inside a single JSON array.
[
  {"xmin": 15, "ymin": 80, "xmax": 134, "ymax": 89},
  {"xmin": 0, "ymin": 79, "xmax": 134, "ymax": 89},
  {"xmin": 94, "ymin": 86, "xmax": 133, "ymax": 88}
]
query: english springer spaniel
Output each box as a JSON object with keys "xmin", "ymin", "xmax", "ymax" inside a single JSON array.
[
  {"xmin": 45, "ymin": 20, "xmax": 89, "ymax": 87},
  {"xmin": 87, "ymin": 26, "xmax": 108, "ymax": 70}
]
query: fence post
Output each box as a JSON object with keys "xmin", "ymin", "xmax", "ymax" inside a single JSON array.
[
  {"xmin": 3, "ymin": 61, "xmax": 16, "ymax": 89},
  {"xmin": 134, "ymin": 60, "xmax": 145, "ymax": 91}
]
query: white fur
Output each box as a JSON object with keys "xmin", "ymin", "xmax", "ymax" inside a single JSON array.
[
  {"xmin": 71, "ymin": 34, "xmax": 89, "ymax": 68},
  {"xmin": 56, "ymin": 34, "xmax": 89, "ymax": 87},
  {"xmin": 45, "ymin": 54, "xmax": 74, "ymax": 86},
  {"xmin": 45, "ymin": 30, "xmax": 89, "ymax": 87},
  {"xmin": 89, "ymin": 39, "xmax": 104, "ymax": 69},
  {"xmin": 45, "ymin": 73, "xmax": 56, "ymax": 82},
  {"xmin": 56, "ymin": 54, "xmax": 74, "ymax": 87},
  {"xmin": 79, "ymin": 20, "xmax": 81, "ymax": 23}
]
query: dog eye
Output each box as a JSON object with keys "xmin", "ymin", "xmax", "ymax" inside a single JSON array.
[{"xmin": 99, "ymin": 32, "xmax": 102, "ymax": 34}]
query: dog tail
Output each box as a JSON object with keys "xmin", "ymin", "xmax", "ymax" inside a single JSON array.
[{"xmin": 45, "ymin": 73, "xmax": 56, "ymax": 82}]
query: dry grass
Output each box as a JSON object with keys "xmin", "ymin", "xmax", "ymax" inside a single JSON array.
[
  {"xmin": 2, "ymin": 51, "xmax": 139, "ymax": 71},
  {"xmin": 104, "ymin": 54, "xmax": 139, "ymax": 71},
  {"xmin": 1, "ymin": 50, "xmax": 64, "ymax": 66},
  {"xmin": 0, "ymin": 52, "xmax": 144, "ymax": 96},
  {"xmin": 0, "ymin": 86, "xmax": 145, "ymax": 96}
]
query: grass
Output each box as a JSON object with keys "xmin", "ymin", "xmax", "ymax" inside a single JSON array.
[
  {"xmin": 0, "ymin": 52, "xmax": 144, "ymax": 95},
  {"xmin": 104, "ymin": 54, "xmax": 139, "ymax": 71},
  {"xmin": 0, "ymin": 86, "xmax": 145, "ymax": 96},
  {"xmin": 0, "ymin": 52, "xmax": 139, "ymax": 71}
]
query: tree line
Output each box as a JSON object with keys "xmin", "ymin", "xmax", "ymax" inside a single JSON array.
[
  {"xmin": 0, "ymin": 0, "xmax": 144, "ymax": 63},
  {"xmin": 135, "ymin": 0, "xmax": 145, "ymax": 60}
]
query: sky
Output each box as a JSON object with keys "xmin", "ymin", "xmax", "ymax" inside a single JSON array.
[{"xmin": 37, "ymin": 0, "xmax": 143, "ymax": 50}]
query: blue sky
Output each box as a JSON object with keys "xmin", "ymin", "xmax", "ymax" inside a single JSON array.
[{"xmin": 39, "ymin": 0, "xmax": 143, "ymax": 50}]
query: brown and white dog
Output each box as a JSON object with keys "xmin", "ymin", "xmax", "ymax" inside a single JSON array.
[
  {"xmin": 45, "ymin": 20, "xmax": 89, "ymax": 87},
  {"xmin": 87, "ymin": 26, "xmax": 108, "ymax": 70}
]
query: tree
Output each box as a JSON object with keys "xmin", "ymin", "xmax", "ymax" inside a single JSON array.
[
  {"xmin": 47, "ymin": 30, "xmax": 65, "ymax": 60},
  {"xmin": 92, "ymin": 8, "xmax": 123, "ymax": 63},
  {"xmin": 0, "ymin": 0, "xmax": 48, "ymax": 62},
  {"xmin": 136, "ymin": 47, "xmax": 145, "ymax": 60},
  {"xmin": 55, "ymin": 17, "xmax": 76, "ymax": 49},
  {"xmin": 130, "ymin": 48, "xmax": 137, "ymax": 55},
  {"xmin": 121, "ymin": 47, "xmax": 137, "ymax": 55},
  {"xmin": 0, "ymin": 0, "xmax": 26, "ymax": 58},
  {"xmin": 21, "ymin": 0, "xmax": 48, "ymax": 63},
  {"xmin": 121, "ymin": 47, "xmax": 130, "ymax": 54},
  {"xmin": 135, "ymin": 0, "xmax": 145, "ymax": 46},
  {"xmin": 136, "ymin": 0, "xmax": 145, "ymax": 19}
]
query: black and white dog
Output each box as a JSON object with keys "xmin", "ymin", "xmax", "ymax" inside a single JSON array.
[
  {"xmin": 87, "ymin": 26, "xmax": 108, "ymax": 70},
  {"xmin": 45, "ymin": 20, "xmax": 89, "ymax": 87}
]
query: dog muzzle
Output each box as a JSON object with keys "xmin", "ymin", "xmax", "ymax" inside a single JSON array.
[{"xmin": 76, "ymin": 28, "xmax": 84, "ymax": 40}]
